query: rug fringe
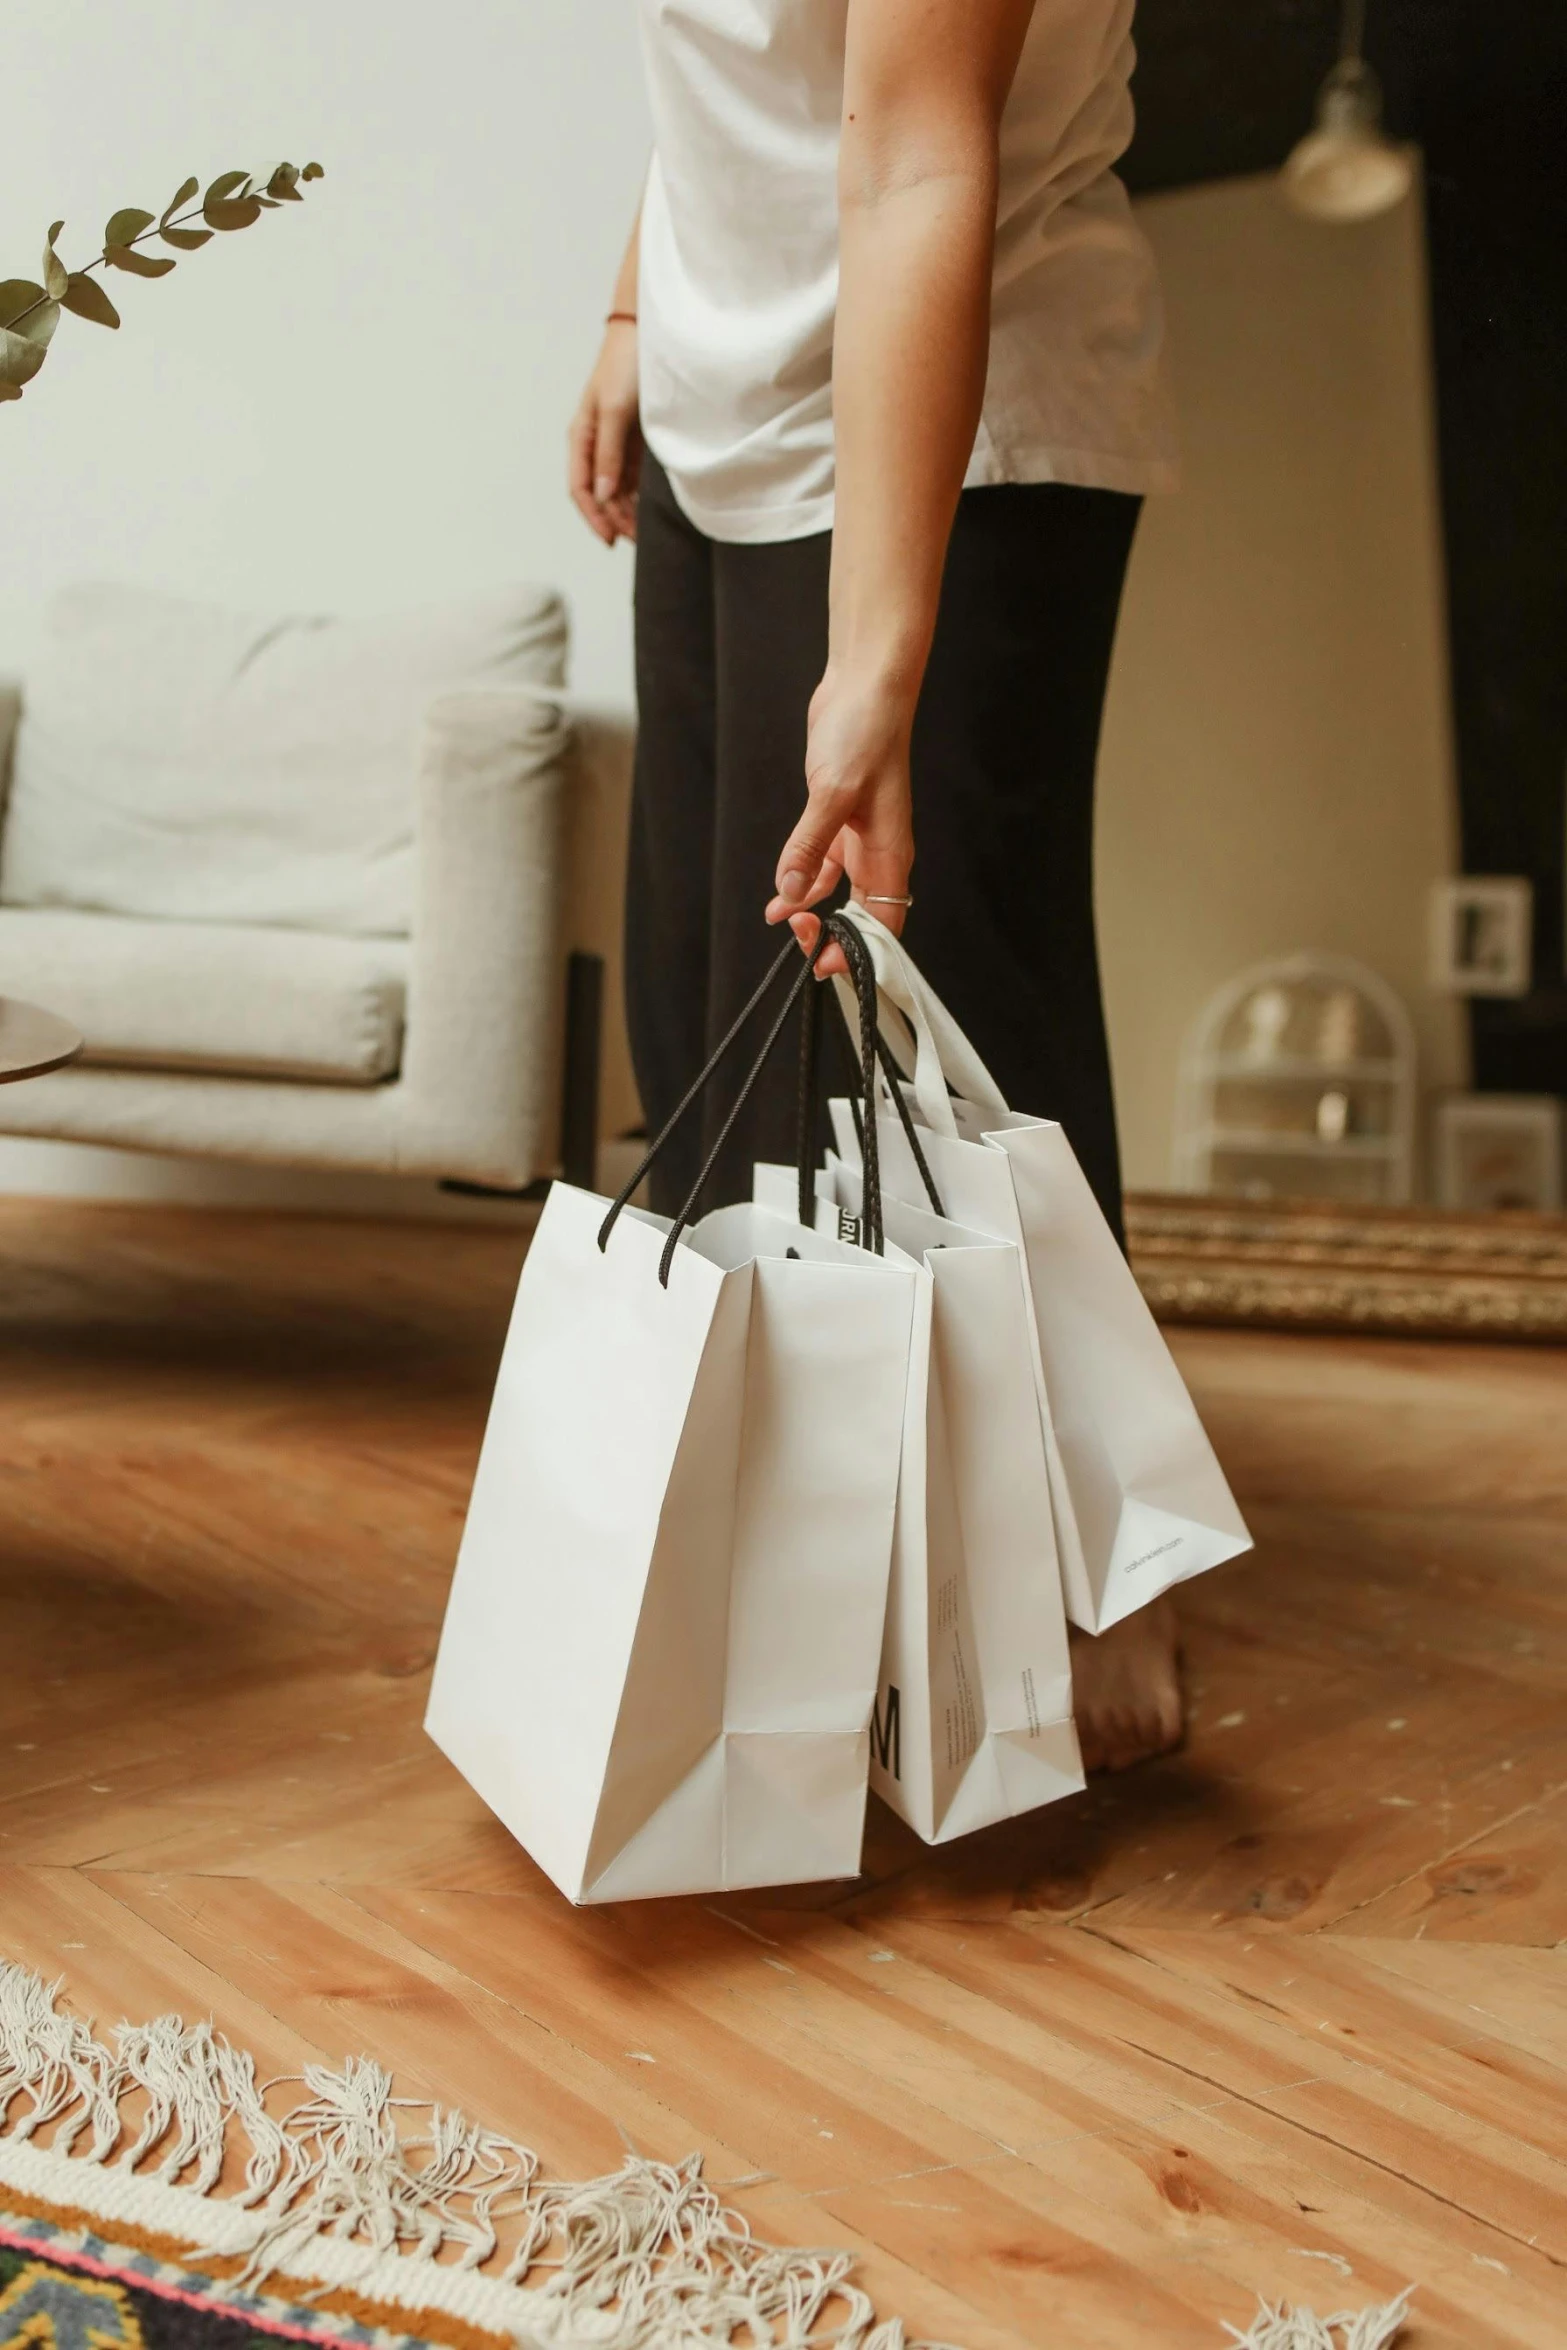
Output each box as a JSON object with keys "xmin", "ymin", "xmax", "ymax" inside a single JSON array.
[
  {"xmin": 0, "ymin": 1959, "xmax": 120, "ymax": 2159},
  {"xmin": 1223, "ymin": 2286, "xmax": 1415, "ymax": 2350},
  {"xmin": 1, "ymin": 1958, "xmax": 1413, "ymax": 2350}
]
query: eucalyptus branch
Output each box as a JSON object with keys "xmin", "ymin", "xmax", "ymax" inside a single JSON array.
[
  {"xmin": 5, "ymin": 200, "xmax": 209, "ymax": 335},
  {"xmin": 0, "ymin": 161, "xmax": 325, "ymax": 403}
]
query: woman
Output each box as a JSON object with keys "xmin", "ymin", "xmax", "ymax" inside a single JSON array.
[{"xmin": 568, "ymin": 0, "xmax": 1181, "ymax": 1771}]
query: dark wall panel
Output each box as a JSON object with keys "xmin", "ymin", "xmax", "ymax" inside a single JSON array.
[{"xmin": 1123, "ymin": 0, "xmax": 1343, "ymax": 197}]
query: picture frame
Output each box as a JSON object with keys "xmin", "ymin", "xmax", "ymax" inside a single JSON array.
[
  {"xmin": 1427, "ymin": 876, "xmax": 1533, "ymax": 996},
  {"xmin": 1432, "ymin": 1092, "xmax": 1564, "ymax": 1215}
]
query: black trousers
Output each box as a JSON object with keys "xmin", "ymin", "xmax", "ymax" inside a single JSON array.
[{"xmin": 626, "ymin": 450, "xmax": 1141, "ymax": 1238}]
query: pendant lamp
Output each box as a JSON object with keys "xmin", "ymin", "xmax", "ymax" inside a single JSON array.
[{"xmin": 1281, "ymin": 0, "xmax": 1414, "ymax": 223}]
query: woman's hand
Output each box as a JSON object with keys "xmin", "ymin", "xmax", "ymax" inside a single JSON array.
[
  {"xmin": 568, "ymin": 319, "xmax": 642, "ymax": 546},
  {"xmin": 765, "ymin": 661, "xmax": 915, "ymax": 975}
]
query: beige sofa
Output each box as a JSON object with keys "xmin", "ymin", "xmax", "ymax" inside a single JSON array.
[{"xmin": 0, "ymin": 585, "xmax": 638, "ymax": 1191}]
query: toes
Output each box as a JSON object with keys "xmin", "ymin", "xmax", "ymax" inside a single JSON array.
[
  {"xmin": 1079, "ymin": 1706, "xmax": 1137, "ymax": 1775},
  {"xmin": 1070, "ymin": 1599, "xmax": 1188, "ymax": 1777},
  {"xmin": 1077, "ymin": 1698, "xmax": 1185, "ymax": 1775}
]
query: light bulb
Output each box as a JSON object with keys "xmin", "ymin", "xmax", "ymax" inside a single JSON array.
[{"xmin": 1281, "ymin": 58, "xmax": 1414, "ymax": 224}]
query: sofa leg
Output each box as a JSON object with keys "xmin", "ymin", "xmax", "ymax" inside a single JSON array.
[
  {"xmin": 441, "ymin": 947, "xmax": 605, "ymax": 1202},
  {"xmin": 559, "ymin": 949, "xmax": 604, "ymax": 1192}
]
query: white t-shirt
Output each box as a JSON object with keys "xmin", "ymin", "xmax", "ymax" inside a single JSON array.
[{"xmin": 636, "ymin": 0, "xmax": 1178, "ymax": 543}]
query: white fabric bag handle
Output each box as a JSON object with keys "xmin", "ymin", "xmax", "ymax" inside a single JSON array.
[{"xmin": 835, "ymin": 905, "xmax": 1011, "ymax": 1139}]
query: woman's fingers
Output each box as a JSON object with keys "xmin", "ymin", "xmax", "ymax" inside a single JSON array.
[
  {"xmin": 568, "ymin": 398, "xmax": 615, "ymax": 544},
  {"xmin": 800, "ymin": 850, "xmax": 845, "ymax": 910},
  {"xmin": 777, "ymin": 849, "xmax": 846, "ymax": 969},
  {"xmin": 843, "ymin": 832, "xmax": 913, "ymax": 935},
  {"xmin": 795, "ymin": 912, "xmax": 850, "ymax": 977},
  {"xmin": 784, "ymin": 907, "xmax": 850, "ymax": 979},
  {"xmin": 806, "ymin": 833, "xmax": 913, "ymax": 974},
  {"xmin": 594, "ymin": 399, "xmax": 632, "ymax": 510},
  {"xmin": 767, "ymin": 779, "xmax": 856, "ymax": 919}
]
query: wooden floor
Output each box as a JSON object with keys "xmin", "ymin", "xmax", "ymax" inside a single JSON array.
[{"xmin": 2, "ymin": 1202, "xmax": 1565, "ymax": 2349}]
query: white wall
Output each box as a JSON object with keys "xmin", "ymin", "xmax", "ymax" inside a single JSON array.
[{"xmin": 1, "ymin": 0, "xmax": 649, "ymax": 703}]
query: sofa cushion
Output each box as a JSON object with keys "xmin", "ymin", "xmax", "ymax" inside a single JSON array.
[
  {"xmin": 1, "ymin": 581, "xmax": 567, "ymax": 938},
  {"xmin": 0, "ymin": 908, "xmax": 408, "ymax": 1084}
]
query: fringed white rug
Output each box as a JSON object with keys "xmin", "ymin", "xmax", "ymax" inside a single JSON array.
[{"xmin": 0, "ymin": 1960, "xmax": 1412, "ymax": 2350}]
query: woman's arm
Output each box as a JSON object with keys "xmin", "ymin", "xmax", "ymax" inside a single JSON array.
[
  {"xmin": 767, "ymin": 0, "xmax": 1035, "ymax": 964},
  {"xmin": 568, "ymin": 204, "xmax": 643, "ymax": 546}
]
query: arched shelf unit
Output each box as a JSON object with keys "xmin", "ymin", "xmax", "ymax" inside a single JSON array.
[{"xmin": 1174, "ymin": 950, "xmax": 1418, "ymax": 1204}]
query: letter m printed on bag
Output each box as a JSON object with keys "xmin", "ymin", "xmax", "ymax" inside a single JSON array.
[{"xmin": 871, "ymin": 1683, "xmax": 901, "ymax": 1780}]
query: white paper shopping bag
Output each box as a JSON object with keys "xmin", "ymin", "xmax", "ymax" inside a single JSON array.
[
  {"xmin": 772, "ymin": 1155, "xmax": 1082, "ymax": 1843},
  {"xmin": 426, "ymin": 1184, "xmax": 915, "ymax": 1904},
  {"xmin": 427, "ymin": 917, "xmax": 918, "ymax": 1904},
  {"xmin": 828, "ymin": 908, "xmax": 1252, "ymax": 1635}
]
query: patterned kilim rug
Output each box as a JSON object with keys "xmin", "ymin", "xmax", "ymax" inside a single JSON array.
[
  {"xmin": 0, "ymin": 2201, "xmax": 493, "ymax": 2350},
  {"xmin": 0, "ymin": 1961, "xmax": 1411, "ymax": 2350}
]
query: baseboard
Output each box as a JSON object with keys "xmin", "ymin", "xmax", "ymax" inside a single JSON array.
[{"xmin": 0, "ymin": 1136, "xmax": 541, "ymax": 1224}]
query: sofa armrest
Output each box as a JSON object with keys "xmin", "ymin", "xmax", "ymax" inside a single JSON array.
[
  {"xmin": 0, "ymin": 681, "xmax": 21, "ymax": 834},
  {"xmin": 401, "ymin": 687, "xmax": 570, "ymax": 1187}
]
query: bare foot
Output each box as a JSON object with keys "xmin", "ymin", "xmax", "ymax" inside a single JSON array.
[{"xmin": 1070, "ymin": 1595, "xmax": 1184, "ymax": 1774}]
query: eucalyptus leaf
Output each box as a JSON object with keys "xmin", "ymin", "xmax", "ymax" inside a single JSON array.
[
  {"xmin": 204, "ymin": 170, "xmax": 251, "ymax": 206},
  {"xmin": 0, "ymin": 279, "xmax": 46, "ymax": 329},
  {"xmin": 204, "ymin": 197, "xmax": 262, "ymax": 231},
  {"xmin": 21, "ymin": 297, "xmax": 61, "ymax": 348},
  {"xmin": 104, "ymin": 207, "xmax": 155, "ymax": 248},
  {"xmin": 106, "ymin": 246, "xmax": 177, "ymax": 278},
  {"xmin": 0, "ymin": 326, "xmax": 50, "ymax": 388},
  {"xmin": 43, "ymin": 234, "xmax": 68, "ymax": 301},
  {"xmin": 267, "ymin": 162, "xmax": 301, "ymax": 198},
  {"xmin": 62, "ymin": 273, "xmax": 121, "ymax": 329},
  {"xmin": 162, "ymin": 177, "xmax": 199, "ymax": 223},
  {"xmin": 160, "ymin": 225, "xmax": 213, "ymax": 251},
  {"xmin": 0, "ymin": 381, "xmax": 22, "ymax": 403},
  {"xmin": 302, "ymin": 161, "xmax": 325, "ymax": 180}
]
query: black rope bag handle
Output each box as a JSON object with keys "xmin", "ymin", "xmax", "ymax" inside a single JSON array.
[
  {"xmin": 819, "ymin": 930, "xmax": 947, "ymax": 1224},
  {"xmin": 597, "ymin": 931, "xmax": 801, "ymax": 1247},
  {"xmin": 597, "ymin": 910, "xmax": 887, "ymax": 1287},
  {"xmin": 815, "ymin": 912, "xmax": 886, "ymax": 1255}
]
